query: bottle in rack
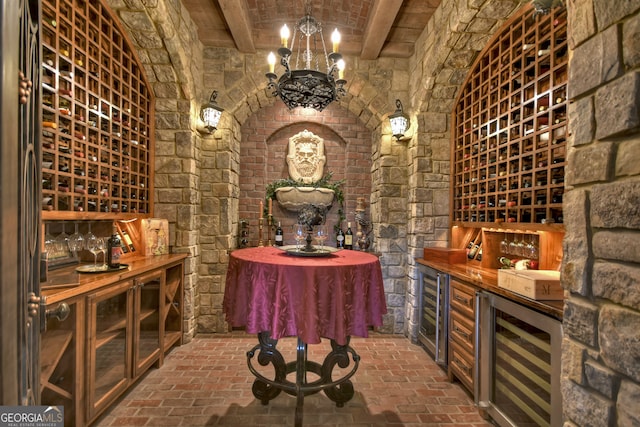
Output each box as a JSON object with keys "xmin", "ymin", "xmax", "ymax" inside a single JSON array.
[
  {"xmin": 468, "ymin": 232, "xmax": 482, "ymax": 260},
  {"xmin": 344, "ymin": 222, "xmax": 353, "ymax": 250},
  {"xmin": 274, "ymin": 222, "xmax": 284, "ymax": 246},
  {"xmin": 107, "ymin": 225, "xmax": 122, "ymax": 269}
]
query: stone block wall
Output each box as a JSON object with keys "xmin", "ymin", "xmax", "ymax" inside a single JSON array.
[{"xmin": 561, "ymin": 1, "xmax": 640, "ymax": 425}]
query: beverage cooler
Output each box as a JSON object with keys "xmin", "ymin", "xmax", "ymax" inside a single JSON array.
[
  {"xmin": 477, "ymin": 291, "xmax": 563, "ymax": 427},
  {"xmin": 417, "ymin": 266, "xmax": 448, "ymax": 367}
]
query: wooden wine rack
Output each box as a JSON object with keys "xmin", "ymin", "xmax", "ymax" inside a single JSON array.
[
  {"xmin": 41, "ymin": 0, "xmax": 153, "ymax": 220},
  {"xmin": 452, "ymin": 5, "xmax": 567, "ymax": 227}
]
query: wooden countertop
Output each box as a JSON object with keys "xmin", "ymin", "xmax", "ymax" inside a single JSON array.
[
  {"xmin": 41, "ymin": 253, "xmax": 188, "ymax": 304},
  {"xmin": 416, "ymin": 258, "xmax": 564, "ymax": 320}
]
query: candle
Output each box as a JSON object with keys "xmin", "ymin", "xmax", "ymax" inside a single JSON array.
[
  {"xmin": 268, "ymin": 52, "xmax": 276, "ymax": 73},
  {"xmin": 268, "ymin": 198, "xmax": 272, "ymax": 215},
  {"xmin": 280, "ymin": 24, "xmax": 290, "ymax": 48},
  {"xmin": 260, "ymin": 200, "xmax": 263, "ymax": 217},
  {"xmin": 331, "ymin": 28, "xmax": 341, "ymax": 53},
  {"xmin": 337, "ymin": 59, "xmax": 345, "ymax": 80}
]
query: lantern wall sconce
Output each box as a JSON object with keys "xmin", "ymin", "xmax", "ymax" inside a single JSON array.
[
  {"xmin": 389, "ymin": 99, "xmax": 410, "ymax": 141},
  {"xmin": 200, "ymin": 90, "xmax": 224, "ymax": 134}
]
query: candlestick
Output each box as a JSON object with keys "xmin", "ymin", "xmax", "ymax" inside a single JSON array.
[
  {"xmin": 258, "ymin": 217, "xmax": 264, "ymax": 247},
  {"xmin": 267, "ymin": 215, "xmax": 273, "ymax": 246},
  {"xmin": 268, "ymin": 198, "xmax": 272, "ymax": 215}
]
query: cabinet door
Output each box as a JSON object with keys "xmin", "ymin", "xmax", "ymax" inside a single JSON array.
[
  {"xmin": 133, "ymin": 271, "xmax": 162, "ymax": 377},
  {"xmin": 162, "ymin": 262, "xmax": 184, "ymax": 355},
  {"xmin": 41, "ymin": 297, "xmax": 84, "ymax": 427},
  {"xmin": 86, "ymin": 280, "xmax": 132, "ymax": 421}
]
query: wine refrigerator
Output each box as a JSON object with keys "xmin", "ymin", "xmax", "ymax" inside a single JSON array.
[
  {"xmin": 477, "ymin": 291, "xmax": 563, "ymax": 427},
  {"xmin": 417, "ymin": 266, "xmax": 449, "ymax": 367}
]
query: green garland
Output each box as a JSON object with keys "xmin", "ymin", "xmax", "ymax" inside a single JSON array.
[{"xmin": 265, "ymin": 172, "xmax": 346, "ymax": 231}]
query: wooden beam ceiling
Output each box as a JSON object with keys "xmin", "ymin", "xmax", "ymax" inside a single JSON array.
[
  {"xmin": 360, "ymin": 0, "xmax": 404, "ymax": 60},
  {"xmin": 218, "ymin": 0, "xmax": 255, "ymax": 53}
]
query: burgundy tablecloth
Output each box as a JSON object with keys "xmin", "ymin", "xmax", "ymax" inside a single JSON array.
[{"xmin": 223, "ymin": 246, "xmax": 387, "ymax": 345}]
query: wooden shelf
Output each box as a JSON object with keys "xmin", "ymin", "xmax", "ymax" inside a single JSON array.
[
  {"xmin": 41, "ymin": 0, "xmax": 153, "ymax": 219},
  {"xmin": 40, "ymin": 329, "xmax": 73, "ymax": 392},
  {"xmin": 451, "ymin": 5, "xmax": 567, "ymax": 227}
]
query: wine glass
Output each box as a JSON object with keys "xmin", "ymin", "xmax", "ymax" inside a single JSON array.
[
  {"xmin": 314, "ymin": 224, "xmax": 328, "ymax": 251},
  {"xmin": 84, "ymin": 233, "xmax": 100, "ymax": 268},
  {"xmin": 97, "ymin": 237, "xmax": 108, "ymax": 269},
  {"xmin": 293, "ymin": 224, "xmax": 306, "ymax": 251},
  {"xmin": 517, "ymin": 234, "xmax": 527, "ymax": 257},
  {"xmin": 68, "ymin": 222, "xmax": 84, "ymax": 256},
  {"xmin": 508, "ymin": 235, "xmax": 518, "ymax": 255},
  {"xmin": 55, "ymin": 222, "xmax": 69, "ymax": 254},
  {"xmin": 527, "ymin": 234, "xmax": 539, "ymax": 259},
  {"xmin": 500, "ymin": 234, "xmax": 509, "ymax": 254}
]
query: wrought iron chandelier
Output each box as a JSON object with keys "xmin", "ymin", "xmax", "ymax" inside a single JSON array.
[{"xmin": 266, "ymin": 2, "xmax": 346, "ymax": 111}]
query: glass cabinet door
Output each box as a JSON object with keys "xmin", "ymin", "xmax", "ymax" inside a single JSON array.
[
  {"xmin": 87, "ymin": 280, "xmax": 132, "ymax": 421},
  {"xmin": 133, "ymin": 271, "xmax": 162, "ymax": 377},
  {"xmin": 40, "ymin": 297, "xmax": 83, "ymax": 427}
]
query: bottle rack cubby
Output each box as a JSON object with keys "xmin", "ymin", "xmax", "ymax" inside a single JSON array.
[
  {"xmin": 452, "ymin": 5, "xmax": 567, "ymax": 227},
  {"xmin": 41, "ymin": 0, "xmax": 153, "ymax": 219}
]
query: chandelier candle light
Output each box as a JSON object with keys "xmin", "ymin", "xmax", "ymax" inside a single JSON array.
[{"xmin": 266, "ymin": 3, "xmax": 346, "ymax": 111}]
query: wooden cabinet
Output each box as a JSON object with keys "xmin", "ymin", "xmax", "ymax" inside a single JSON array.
[
  {"xmin": 40, "ymin": 255, "xmax": 185, "ymax": 426},
  {"xmin": 41, "ymin": 297, "xmax": 85, "ymax": 427},
  {"xmin": 41, "ymin": 0, "xmax": 153, "ymax": 219},
  {"xmin": 448, "ymin": 279, "xmax": 477, "ymax": 394},
  {"xmin": 451, "ymin": 5, "xmax": 567, "ymax": 227}
]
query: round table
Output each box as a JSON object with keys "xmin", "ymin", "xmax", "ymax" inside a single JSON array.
[{"xmin": 223, "ymin": 246, "xmax": 387, "ymax": 426}]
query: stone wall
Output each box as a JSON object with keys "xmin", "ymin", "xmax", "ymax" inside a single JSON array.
[
  {"xmin": 561, "ymin": 1, "xmax": 640, "ymax": 425},
  {"xmin": 106, "ymin": 0, "xmax": 204, "ymax": 341}
]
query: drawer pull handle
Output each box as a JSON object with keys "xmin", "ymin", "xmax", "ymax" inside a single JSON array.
[
  {"xmin": 454, "ymin": 326, "xmax": 470, "ymax": 340},
  {"xmin": 454, "ymin": 294, "xmax": 470, "ymax": 305}
]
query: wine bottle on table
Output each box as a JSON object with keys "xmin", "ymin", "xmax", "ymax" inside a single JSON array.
[
  {"xmin": 344, "ymin": 222, "xmax": 353, "ymax": 250},
  {"xmin": 275, "ymin": 222, "xmax": 284, "ymax": 246},
  {"xmin": 107, "ymin": 225, "xmax": 122, "ymax": 269},
  {"xmin": 336, "ymin": 226, "xmax": 345, "ymax": 248}
]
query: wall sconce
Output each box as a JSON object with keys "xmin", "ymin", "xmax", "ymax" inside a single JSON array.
[
  {"xmin": 200, "ymin": 90, "xmax": 224, "ymax": 133},
  {"xmin": 389, "ymin": 99, "xmax": 410, "ymax": 141}
]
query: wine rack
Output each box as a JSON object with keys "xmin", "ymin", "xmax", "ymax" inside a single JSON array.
[
  {"xmin": 452, "ymin": 5, "xmax": 567, "ymax": 226},
  {"xmin": 41, "ymin": 0, "xmax": 153, "ymax": 220}
]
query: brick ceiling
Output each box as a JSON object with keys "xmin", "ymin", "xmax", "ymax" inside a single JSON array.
[{"xmin": 182, "ymin": 0, "xmax": 441, "ymax": 59}]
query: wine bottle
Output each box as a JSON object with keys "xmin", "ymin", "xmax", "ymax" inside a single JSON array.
[
  {"xmin": 275, "ymin": 222, "xmax": 284, "ymax": 246},
  {"xmin": 344, "ymin": 222, "xmax": 353, "ymax": 250},
  {"xmin": 468, "ymin": 232, "xmax": 482, "ymax": 259},
  {"xmin": 122, "ymin": 230, "xmax": 135, "ymax": 252},
  {"xmin": 107, "ymin": 225, "xmax": 122, "ymax": 269},
  {"xmin": 336, "ymin": 227, "xmax": 345, "ymax": 248}
]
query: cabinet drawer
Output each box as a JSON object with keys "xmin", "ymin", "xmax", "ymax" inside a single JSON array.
[
  {"xmin": 450, "ymin": 279, "xmax": 476, "ymax": 318},
  {"xmin": 449, "ymin": 340, "xmax": 474, "ymax": 392},
  {"xmin": 450, "ymin": 309, "xmax": 475, "ymax": 354}
]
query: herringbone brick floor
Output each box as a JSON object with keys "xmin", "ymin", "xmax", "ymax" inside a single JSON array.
[{"xmin": 94, "ymin": 333, "xmax": 492, "ymax": 426}]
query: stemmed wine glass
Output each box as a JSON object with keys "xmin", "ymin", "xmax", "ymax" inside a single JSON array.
[
  {"xmin": 84, "ymin": 232, "xmax": 100, "ymax": 269},
  {"xmin": 293, "ymin": 224, "xmax": 306, "ymax": 251},
  {"xmin": 508, "ymin": 235, "xmax": 518, "ymax": 256},
  {"xmin": 55, "ymin": 222, "xmax": 69, "ymax": 254},
  {"xmin": 314, "ymin": 224, "xmax": 328, "ymax": 252},
  {"xmin": 527, "ymin": 234, "xmax": 539, "ymax": 259},
  {"xmin": 500, "ymin": 234, "xmax": 509, "ymax": 254},
  {"xmin": 68, "ymin": 222, "xmax": 84, "ymax": 256},
  {"xmin": 97, "ymin": 237, "xmax": 108, "ymax": 270}
]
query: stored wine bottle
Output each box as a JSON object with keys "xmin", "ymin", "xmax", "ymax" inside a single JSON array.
[
  {"xmin": 468, "ymin": 232, "xmax": 482, "ymax": 260},
  {"xmin": 344, "ymin": 222, "xmax": 353, "ymax": 249},
  {"xmin": 122, "ymin": 230, "xmax": 135, "ymax": 252},
  {"xmin": 275, "ymin": 221, "xmax": 284, "ymax": 246},
  {"xmin": 107, "ymin": 225, "xmax": 122, "ymax": 269},
  {"xmin": 336, "ymin": 227, "xmax": 345, "ymax": 248}
]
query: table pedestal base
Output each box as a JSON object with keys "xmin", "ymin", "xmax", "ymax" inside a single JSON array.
[{"xmin": 247, "ymin": 331, "xmax": 360, "ymax": 427}]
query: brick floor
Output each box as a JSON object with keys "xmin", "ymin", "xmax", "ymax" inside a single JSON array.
[{"xmin": 93, "ymin": 333, "xmax": 493, "ymax": 426}]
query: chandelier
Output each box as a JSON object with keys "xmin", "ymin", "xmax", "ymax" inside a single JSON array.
[{"xmin": 265, "ymin": 2, "xmax": 346, "ymax": 111}]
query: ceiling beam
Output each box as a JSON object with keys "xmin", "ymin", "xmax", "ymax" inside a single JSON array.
[
  {"xmin": 360, "ymin": 0, "xmax": 404, "ymax": 60},
  {"xmin": 217, "ymin": 0, "xmax": 255, "ymax": 53}
]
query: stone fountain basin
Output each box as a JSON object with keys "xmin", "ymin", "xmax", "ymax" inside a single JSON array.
[{"xmin": 274, "ymin": 186, "xmax": 335, "ymax": 211}]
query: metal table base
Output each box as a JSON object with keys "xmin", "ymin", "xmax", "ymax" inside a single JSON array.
[{"xmin": 247, "ymin": 331, "xmax": 360, "ymax": 426}]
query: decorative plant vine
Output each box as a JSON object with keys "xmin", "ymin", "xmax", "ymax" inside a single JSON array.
[{"xmin": 265, "ymin": 172, "xmax": 346, "ymax": 231}]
